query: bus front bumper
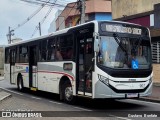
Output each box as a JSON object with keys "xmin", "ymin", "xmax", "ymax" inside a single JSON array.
[{"xmin": 94, "ymin": 80, "xmax": 153, "ymax": 99}]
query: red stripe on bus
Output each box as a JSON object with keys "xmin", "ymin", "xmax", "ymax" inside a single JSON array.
[{"xmin": 38, "ymin": 71, "xmax": 74, "ymax": 81}]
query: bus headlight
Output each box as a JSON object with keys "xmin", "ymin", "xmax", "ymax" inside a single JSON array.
[
  {"xmin": 98, "ymin": 74, "xmax": 109, "ymax": 85},
  {"xmin": 149, "ymin": 77, "xmax": 152, "ymax": 84}
]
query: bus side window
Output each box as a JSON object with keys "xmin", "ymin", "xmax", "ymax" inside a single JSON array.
[
  {"xmin": 19, "ymin": 46, "xmax": 28, "ymax": 63},
  {"xmin": 5, "ymin": 48, "xmax": 10, "ymax": 63},
  {"xmin": 47, "ymin": 38, "xmax": 56, "ymax": 61},
  {"xmin": 58, "ymin": 35, "xmax": 73, "ymax": 60},
  {"xmin": 40, "ymin": 40, "xmax": 47, "ymax": 61},
  {"xmin": 55, "ymin": 48, "xmax": 63, "ymax": 60}
]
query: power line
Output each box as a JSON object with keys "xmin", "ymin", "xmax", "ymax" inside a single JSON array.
[
  {"xmin": 20, "ymin": 0, "xmax": 77, "ymax": 9},
  {"xmin": 31, "ymin": 0, "xmax": 57, "ymax": 37},
  {"xmin": 13, "ymin": 0, "xmax": 51, "ymax": 30},
  {"xmin": 56, "ymin": 2, "xmax": 77, "ymax": 31}
]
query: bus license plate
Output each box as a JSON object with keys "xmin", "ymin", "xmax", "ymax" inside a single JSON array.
[{"xmin": 127, "ymin": 93, "xmax": 138, "ymax": 98}]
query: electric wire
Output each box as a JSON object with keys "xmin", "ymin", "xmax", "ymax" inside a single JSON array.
[
  {"xmin": 19, "ymin": 0, "xmax": 77, "ymax": 9},
  {"xmin": 13, "ymin": 0, "xmax": 50, "ymax": 30},
  {"xmin": 31, "ymin": 0, "xmax": 57, "ymax": 37},
  {"xmin": 56, "ymin": 2, "xmax": 77, "ymax": 31}
]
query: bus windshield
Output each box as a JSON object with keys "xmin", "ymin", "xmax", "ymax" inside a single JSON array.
[{"xmin": 98, "ymin": 35, "xmax": 152, "ymax": 69}]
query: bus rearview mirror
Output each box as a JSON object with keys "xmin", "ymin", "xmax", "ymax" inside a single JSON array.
[{"xmin": 94, "ymin": 37, "xmax": 99, "ymax": 53}]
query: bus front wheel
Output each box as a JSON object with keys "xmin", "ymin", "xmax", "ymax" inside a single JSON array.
[
  {"xmin": 17, "ymin": 76, "xmax": 24, "ymax": 91},
  {"xmin": 62, "ymin": 82, "xmax": 75, "ymax": 104}
]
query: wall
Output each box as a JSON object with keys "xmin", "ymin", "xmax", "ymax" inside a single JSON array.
[
  {"xmin": 153, "ymin": 64, "xmax": 160, "ymax": 83},
  {"xmin": 112, "ymin": 0, "xmax": 160, "ymax": 19},
  {"xmin": 154, "ymin": 3, "xmax": 160, "ymax": 28},
  {"xmin": 95, "ymin": 13, "xmax": 112, "ymax": 21},
  {"xmin": 0, "ymin": 47, "xmax": 4, "ymax": 76},
  {"xmin": 126, "ymin": 16, "xmax": 150, "ymax": 27}
]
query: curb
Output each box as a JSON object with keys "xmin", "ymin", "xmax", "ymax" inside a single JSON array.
[
  {"xmin": 0, "ymin": 91, "xmax": 12, "ymax": 103},
  {"xmin": 153, "ymin": 83, "xmax": 160, "ymax": 87},
  {"xmin": 0, "ymin": 76, "xmax": 4, "ymax": 80},
  {"xmin": 138, "ymin": 97, "xmax": 160, "ymax": 103}
]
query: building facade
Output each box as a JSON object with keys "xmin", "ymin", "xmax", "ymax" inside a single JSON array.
[
  {"xmin": 48, "ymin": 10, "xmax": 62, "ymax": 33},
  {"xmin": 0, "ymin": 46, "xmax": 5, "ymax": 76},
  {"xmin": 112, "ymin": 0, "xmax": 160, "ymax": 83},
  {"xmin": 55, "ymin": 0, "xmax": 112, "ymax": 31}
]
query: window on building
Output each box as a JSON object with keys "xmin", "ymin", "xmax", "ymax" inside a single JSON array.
[{"xmin": 152, "ymin": 42, "xmax": 160, "ymax": 63}]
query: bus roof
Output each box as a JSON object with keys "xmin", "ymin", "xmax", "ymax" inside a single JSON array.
[{"xmin": 6, "ymin": 20, "xmax": 144, "ymax": 47}]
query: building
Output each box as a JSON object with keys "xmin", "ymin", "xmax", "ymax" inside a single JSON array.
[
  {"xmin": 0, "ymin": 45, "xmax": 5, "ymax": 76},
  {"xmin": 112, "ymin": 0, "xmax": 160, "ymax": 83},
  {"xmin": 56, "ymin": 0, "xmax": 112, "ymax": 31},
  {"xmin": 48, "ymin": 10, "xmax": 62, "ymax": 33}
]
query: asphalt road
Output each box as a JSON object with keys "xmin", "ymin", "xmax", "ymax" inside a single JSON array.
[{"xmin": 0, "ymin": 79, "xmax": 160, "ymax": 120}]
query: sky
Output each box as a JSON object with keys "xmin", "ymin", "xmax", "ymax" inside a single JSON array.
[{"xmin": 0, "ymin": 0, "xmax": 76, "ymax": 45}]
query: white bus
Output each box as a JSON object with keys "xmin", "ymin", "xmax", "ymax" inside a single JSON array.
[{"xmin": 4, "ymin": 20, "xmax": 152, "ymax": 103}]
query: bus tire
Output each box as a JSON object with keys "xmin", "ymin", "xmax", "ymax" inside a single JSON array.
[
  {"xmin": 62, "ymin": 82, "xmax": 75, "ymax": 104},
  {"xmin": 17, "ymin": 76, "xmax": 24, "ymax": 91}
]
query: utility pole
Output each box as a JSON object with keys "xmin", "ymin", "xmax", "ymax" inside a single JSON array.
[
  {"xmin": 39, "ymin": 22, "xmax": 41, "ymax": 36},
  {"xmin": 78, "ymin": 0, "xmax": 85, "ymax": 24},
  {"xmin": 6, "ymin": 26, "xmax": 14, "ymax": 44}
]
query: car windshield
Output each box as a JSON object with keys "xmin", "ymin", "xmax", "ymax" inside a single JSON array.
[{"xmin": 98, "ymin": 36, "xmax": 152, "ymax": 69}]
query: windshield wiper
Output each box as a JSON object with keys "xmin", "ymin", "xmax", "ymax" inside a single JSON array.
[{"xmin": 113, "ymin": 33, "xmax": 128, "ymax": 56}]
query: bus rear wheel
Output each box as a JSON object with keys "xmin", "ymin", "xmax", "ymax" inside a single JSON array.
[
  {"xmin": 62, "ymin": 82, "xmax": 75, "ymax": 104},
  {"xmin": 17, "ymin": 76, "xmax": 24, "ymax": 91}
]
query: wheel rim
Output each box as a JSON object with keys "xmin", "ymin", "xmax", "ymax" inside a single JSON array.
[{"xmin": 65, "ymin": 86, "xmax": 73, "ymax": 101}]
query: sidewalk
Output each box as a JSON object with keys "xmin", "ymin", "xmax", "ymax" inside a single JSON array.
[
  {"xmin": 140, "ymin": 83, "xmax": 160, "ymax": 103},
  {"xmin": 0, "ymin": 76, "xmax": 4, "ymax": 81},
  {"xmin": 0, "ymin": 76, "xmax": 12, "ymax": 102},
  {"xmin": 0, "ymin": 89, "xmax": 12, "ymax": 102}
]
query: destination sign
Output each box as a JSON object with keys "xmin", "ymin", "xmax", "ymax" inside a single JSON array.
[{"xmin": 105, "ymin": 24, "xmax": 142, "ymax": 35}]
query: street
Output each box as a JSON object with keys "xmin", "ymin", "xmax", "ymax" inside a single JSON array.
[{"xmin": 0, "ymin": 79, "xmax": 160, "ymax": 120}]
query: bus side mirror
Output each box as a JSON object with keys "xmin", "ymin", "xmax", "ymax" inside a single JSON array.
[
  {"xmin": 94, "ymin": 36, "xmax": 100, "ymax": 53},
  {"xmin": 93, "ymin": 32, "xmax": 100, "ymax": 53}
]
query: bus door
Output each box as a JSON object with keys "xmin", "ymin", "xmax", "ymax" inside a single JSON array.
[
  {"xmin": 29, "ymin": 45, "xmax": 37, "ymax": 89},
  {"xmin": 77, "ymin": 33, "xmax": 94, "ymax": 96},
  {"xmin": 10, "ymin": 49, "xmax": 16, "ymax": 84}
]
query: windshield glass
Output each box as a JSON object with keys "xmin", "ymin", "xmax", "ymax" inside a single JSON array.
[{"xmin": 98, "ymin": 36, "xmax": 151, "ymax": 69}]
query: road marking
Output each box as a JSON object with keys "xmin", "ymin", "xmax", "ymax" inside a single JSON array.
[
  {"xmin": 0, "ymin": 87, "xmax": 23, "ymax": 96},
  {"xmin": 49, "ymin": 100, "xmax": 62, "ymax": 105},
  {"xmin": 109, "ymin": 114, "xmax": 132, "ymax": 120},
  {"xmin": 31, "ymin": 96, "xmax": 41, "ymax": 100},
  {"xmin": 127, "ymin": 99, "xmax": 160, "ymax": 105},
  {"xmin": 73, "ymin": 106, "xmax": 92, "ymax": 111}
]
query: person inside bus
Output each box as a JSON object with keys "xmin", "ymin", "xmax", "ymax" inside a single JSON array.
[
  {"xmin": 55, "ymin": 48, "xmax": 63, "ymax": 60},
  {"xmin": 115, "ymin": 46, "xmax": 126, "ymax": 63},
  {"xmin": 66, "ymin": 47, "xmax": 73, "ymax": 59},
  {"xmin": 100, "ymin": 39, "xmax": 110, "ymax": 64},
  {"xmin": 128, "ymin": 49, "xmax": 136, "ymax": 68},
  {"xmin": 50, "ymin": 50, "xmax": 55, "ymax": 60}
]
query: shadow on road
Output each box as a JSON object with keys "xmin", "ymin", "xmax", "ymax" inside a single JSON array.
[{"xmin": 8, "ymin": 87, "xmax": 145, "ymax": 111}]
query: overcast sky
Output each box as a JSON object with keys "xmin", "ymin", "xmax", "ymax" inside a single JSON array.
[{"xmin": 0, "ymin": 0, "xmax": 76, "ymax": 45}]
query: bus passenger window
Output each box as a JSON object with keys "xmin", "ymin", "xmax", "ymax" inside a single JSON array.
[
  {"xmin": 66, "ymin": 47, "xmax": 73, "ymax": 59},
  {"xmin": 55, "ymin": 48, "xmax": 63, "ymax": 60}
]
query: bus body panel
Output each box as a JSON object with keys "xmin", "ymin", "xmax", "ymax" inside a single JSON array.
[
  {"xmin": 4, "ymin": 20, "xmax": 152, "ymax": 101},
  {"xmin": 93, "ymin": 66, "xmax": 152, "ymax": 98},
  {"xmin": 37, "ymin": 62, "xmax": 76, "ymax": 94},
  {"xmin": 15, "ymin": 63, "xmax": 29, "ymax": 88},
  {"xmin": 4, "ymin": 64, "xmax": 10, "ymax": 84}
]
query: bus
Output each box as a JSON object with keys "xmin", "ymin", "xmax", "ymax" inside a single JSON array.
[{"xmin": 4, "ymin": 20, "xmax": 152, "ymax": 103}]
